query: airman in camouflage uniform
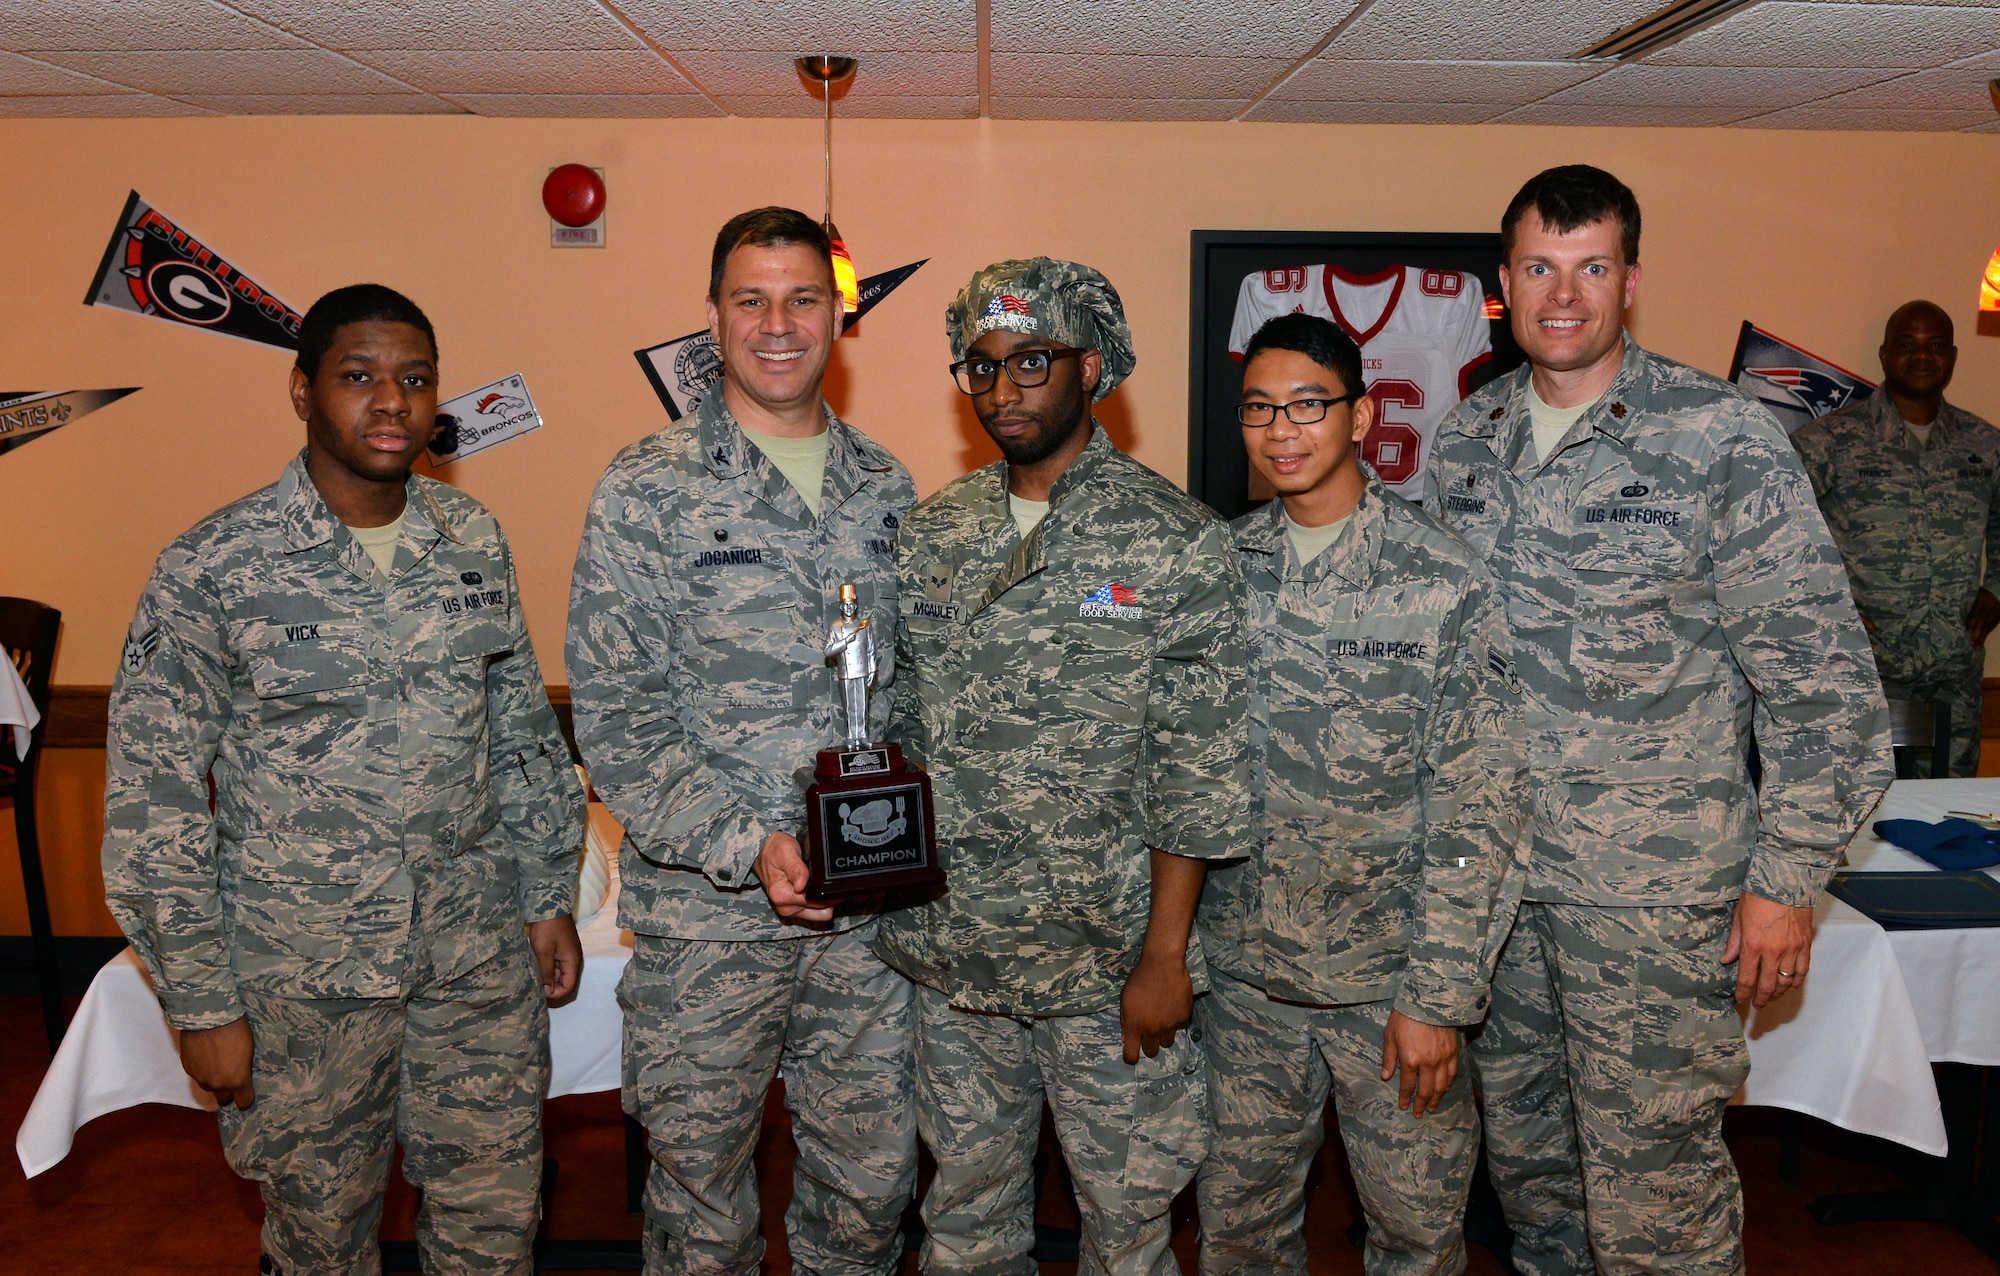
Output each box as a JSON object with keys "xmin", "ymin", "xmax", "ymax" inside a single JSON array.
[
  {"xmin": 103, "ymin": 286, "xmax": 586, "ymax": 1276},
  {"xmin": 566, "ymin": 209, "xmax": 918, "ymax": 1276},
  {"xmin": 1196, "ymin": 313, "xmax": 1529, "ymax": 1276},
  {"xmin": 875, "ymin": 258, "xmax": 1254, "ymax": 1275},
  {"xmin": 1792, "ymin": 301, "xmax": 2000, "ymax": 776},
  {"xmin": 1423, "ymin": 167, "xmax": 1892, "ymax": 1275}
]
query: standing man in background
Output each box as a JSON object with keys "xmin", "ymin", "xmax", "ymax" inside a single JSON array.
[
  {"xmin": 875, "ymin": 257, "xmax": 1253, "ymax": 1276},
  {"xmin": 1793, "ymin": 301, "xmax": 2000, "ymax": 776},
  {"xmin": 1198, "ymin": 312, "xmax": 1528, "ymax": 1276},
  {"xmin": 104, "ymin": 284, "xmax": 586, "ymax": 1276},
  {"xmin": 567, "ymin": 207, "xmax": 918, "ymax": 1276},
  {"xmin": 1425, "ymin": 165, "xmax": 1892, "ymax": 1274}
]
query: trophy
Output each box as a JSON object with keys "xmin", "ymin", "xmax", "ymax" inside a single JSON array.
[{"xmin": 801, "ymin": 583, "xmax": 943, "ymax": 900}]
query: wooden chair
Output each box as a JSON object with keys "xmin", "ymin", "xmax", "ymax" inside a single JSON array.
[
  {"xmin": 1886, "ymin": 699, "xmax": 1951, "ymax": 780},
  {"xmin": 0, "ymin": 596, "xmax": 66, "ymax": 1052}
]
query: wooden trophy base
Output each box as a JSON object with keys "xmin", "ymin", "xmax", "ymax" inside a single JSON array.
[{"xmin": 801, "ymin": 743, "xmax": 942, "ymax": 900}]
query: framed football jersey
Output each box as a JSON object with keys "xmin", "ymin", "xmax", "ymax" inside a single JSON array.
[{"xmin": 1189, "ymin": 230, "xmax": 1526, "ymax": 519}]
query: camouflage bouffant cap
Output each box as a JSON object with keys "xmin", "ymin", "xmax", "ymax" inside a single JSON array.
[{"xmin": 947, "ymin": 257, "xmax": 1136, "ymax": 401}]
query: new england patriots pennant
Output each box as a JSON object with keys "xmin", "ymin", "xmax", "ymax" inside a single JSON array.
[{"xmin": 1728, "ymin": 320, "xmax": 1874, "ymax": 435}]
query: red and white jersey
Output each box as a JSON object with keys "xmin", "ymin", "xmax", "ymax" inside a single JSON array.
[{"xmin": 1230, "ymin": 264, "xmax": 1492, "ymax": 499}]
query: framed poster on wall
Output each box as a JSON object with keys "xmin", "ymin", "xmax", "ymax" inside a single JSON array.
[{"xmin": 1188, "ymin": 230, "xmax": 1526, "ymax": 520}]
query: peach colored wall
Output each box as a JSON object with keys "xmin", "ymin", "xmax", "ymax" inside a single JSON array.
[{"xmin": 2, "ymin": 115, "xmax": 1997, "ymax": 936}]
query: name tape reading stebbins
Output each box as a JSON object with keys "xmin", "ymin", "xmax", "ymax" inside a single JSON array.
[
  {"xmin": 426, "ymin": 374, "xmax": 544, "ymax": 465},
  {"xmin": 84, "ymin": 191, "xmax": 304, "ymax": 351}
]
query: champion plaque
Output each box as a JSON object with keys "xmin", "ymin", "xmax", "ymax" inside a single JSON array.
[{"xmin": 802, "ymin": 584, "xmax": 943, "ymax": 900}]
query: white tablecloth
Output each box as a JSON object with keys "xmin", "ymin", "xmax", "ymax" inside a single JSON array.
[
  {"xmin": 15, "ymin": 804, "xmax": 636, "ymax": 1178},
  {"xmin": 0, "ymin": 652, "xmax": 38, "ymax": 761},
  {"xmin": 1737, "ymin": 778, "xmax": 2000, "ymax": 1156}
]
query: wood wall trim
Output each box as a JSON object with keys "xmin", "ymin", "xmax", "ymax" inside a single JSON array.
[
  {"xmin": 46, "ymin": 686, "xmax": 111, "ymax": 749},
  {"xmin": 41, "ymin": 685, "xmax": 576, "ymax": 755}
]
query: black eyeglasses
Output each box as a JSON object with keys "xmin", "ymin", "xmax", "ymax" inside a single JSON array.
[
  {"xmin": 950, "ymin": 348, "xmax": 1084, "ymax": 395},
  {"xmin": 1236, "ymin": 392, "xmax": 1364, "ymax": 428}
]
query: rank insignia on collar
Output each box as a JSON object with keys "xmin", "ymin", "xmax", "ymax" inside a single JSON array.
[
  {"xmin": 713, "ymin": 446, "xmax": 729, "ymax": 464},
  {"xmin": 1609, "ymin": 402, "xmax": 1628, "ymax": 419},
  {"xmin": 1489, "ymin": 407, "xmax": 1506, "ymax": 421}
]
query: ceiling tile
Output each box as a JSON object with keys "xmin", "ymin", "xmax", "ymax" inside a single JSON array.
[
  {"xmin": 1649, "ymin": 3, "xmax": 2000, "ymax": 68},
  {"xmin": 1807, "ymin": 65, "xmax": 2000, "ymax": 110},
  {"xmin": 1, "ymin": 0, "xmax": 305, "ymax": 52},
  {"xmin": 354, "ymin": 49, "xmax": 695, "ymax": 95},
  {"xmin": 222, "ymin": 0, "xmax": 643, "ymax": 51},
  {"xmin": 676, "ymin": 51, "xmax": 974, "ymax": 97},
  {"xmin": 170, "ymin": 92, "xmax": 464, "ymax": 114},
  {"xmin": 0, "ymin": 92, "xmax": 216, "ymax": 115},
  {"xmin": 990, "ymin": 97, "xmax": 1242, "ymax": 120},
  {"xmin": 1245, "ymin": 99, "xmax": 1507, "ymax": 122},
  {"xmin": 39, "ymin": 49, "xmax": 417, "ymax": 95},
  {"xmin": 1324, "ymin": 0, "xmax": 1663, "ymax": 61},
  {"xmin": 991, "ymin": 0, "xmax": 1357, "ymax": 58},
  {"xmin": 1492, "ymin": 102, "xmax": 1757, "ymax": 126},
  {"xmin": 1733, "ymin": 103, "xmax": 1996, "ymax": 129},
  {"xmin": 1534, "ymin": 64, "xmax": 1907, "ymax": 108},
  {"xmin": 991, "ymin": 54, "xmax": 1288, "ymax": 99},
  {"xmin": 717, "ymin": 93, "xmax": 978, "ymax": 118},
  {"xmin": 615, "ymin": 0, "xmax": 975, "ymax": 51},
  {"xmin": 1273, "ymin": 59, "xmax": 1599, "ymax": 103},
  {"xmin": 0, "ymin": 49, "xmax": 134, "ymax": 93},
  {"xmin": 455, "ymin": 92, "xmax": 722, "ymax": 117}
]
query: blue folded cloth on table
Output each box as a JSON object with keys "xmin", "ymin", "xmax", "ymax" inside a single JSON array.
[{"xmin": 1872, "ymin": 818, "xmax": 2000, "ymax": 871}]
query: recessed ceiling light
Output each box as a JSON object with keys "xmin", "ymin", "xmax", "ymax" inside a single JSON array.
[{"xmin": 1573, "ymin": 0, "xmax": 1760, "ymax": 61}]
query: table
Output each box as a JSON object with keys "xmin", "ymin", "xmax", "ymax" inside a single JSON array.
[
  {"xmin": 1734, "ymin": 779, "xmax": 2000, "ymax": 1158},
  {"xmin": 15, "ymin": 803, "xmax": 637, "ymax": 1178},
  {"xmin": 1740, "ymin": 778, "xmax": 2000, "ymax": 1258}
]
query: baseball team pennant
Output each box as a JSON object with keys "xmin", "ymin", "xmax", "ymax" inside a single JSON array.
[
  {"xmin": 1728, "ymin": 321, "xmax": 1874, "ymax": 435},
  {"xmin": 84, "ymin": 191, "xmax": 304, "ymax": 351},
  {"xmin": 636, "ymin": 259, "xmax": 927, "ymax": 420},
  {"xmin": 0, "ymin": 388, "xmax": 138, "ymax": 458},
  {"xmin": 426, "ymin": 374, "xmax": 543, "ymax": 465}
]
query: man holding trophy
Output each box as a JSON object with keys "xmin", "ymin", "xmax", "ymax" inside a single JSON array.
[{"xmin": 567, "ymin": 207, "xmax": 919, "ymax": 1276}]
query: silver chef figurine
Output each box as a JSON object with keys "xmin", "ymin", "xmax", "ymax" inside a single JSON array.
[{"xmin": 825, "ymin": 583, "xmax": 877, "ymax": 750}]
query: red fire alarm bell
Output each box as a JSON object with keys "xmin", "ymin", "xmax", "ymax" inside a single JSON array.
[{"xmin": 543, "ymin": 165, "xmax": 607, "ymax": 247}]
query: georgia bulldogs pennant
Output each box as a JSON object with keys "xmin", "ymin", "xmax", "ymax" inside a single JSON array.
[{"xmin": 84, "ymin": 191, "xmax": 304, "ymax": 351}]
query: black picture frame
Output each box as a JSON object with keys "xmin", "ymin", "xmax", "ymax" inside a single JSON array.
[{"xmin": 1187, "ymin": 230, "xmax": 1527, "ymax": 520}]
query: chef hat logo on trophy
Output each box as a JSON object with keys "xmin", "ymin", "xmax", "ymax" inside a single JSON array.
[{"xmin": 800, "ymin": 583, "xmax": 941, "ymax": 899}]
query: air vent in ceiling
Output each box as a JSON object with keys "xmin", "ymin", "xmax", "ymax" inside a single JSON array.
[{"xmin": 1573, "ymin": 0, "xmax": 1760, "ymax": 61}]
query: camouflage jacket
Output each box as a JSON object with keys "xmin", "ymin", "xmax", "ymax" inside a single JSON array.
[
  {"xmin": 1792, "ymin": 388, "xmax": 2000, "ymax": 684},
  {"xmin": 566, "ymin": 395, "xmax": 915, "ymax": 941},
  {"xmin": 103, "ymin": 452, "xmax": 585, "ymax": 1030},
  {"xmin": 1198, "ymin": 479, "xmax": 1529, "ymax": 1026},
  {"xmin": 1423, "ymin": 336, "xmax": 1892, "ymax": 909},
  {"xmin": 873, "ymin": 426, "xmax": 1255, "ymax": 1017}
]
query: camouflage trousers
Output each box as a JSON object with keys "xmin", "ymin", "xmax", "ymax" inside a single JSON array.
[
  {"xmin": 1881, "ymin": 667, "xmax": 1984, "ymax": 777},
  {"xmin": 1466, "ymin": 901, "xmax": 1748, "ymax": 1276},
  {"xmin": 1195, "ymin": 972, "xmax": 1477, "ymax": 1276},
  {"xmin": 911, "ymin": 983, "xmax": 1213, "ymax": 1276},
  {"xmin": 217, "ymin": 944, "xmax": 549, "ymax": 1276},
  {"xmin": 618, "ymin": 924, "xmax": 917, "ymax": 1276}
]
